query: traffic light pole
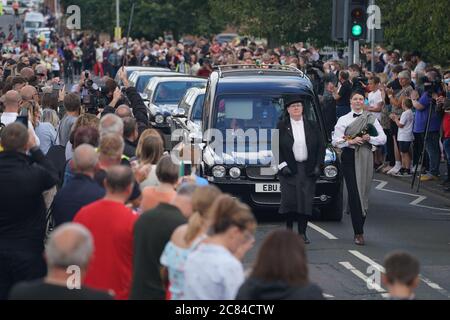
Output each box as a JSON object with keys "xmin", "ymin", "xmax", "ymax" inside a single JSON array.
[
  {"xmin": 370, "ymin": 0, "xmax": 376, "ymax": 72},
  {"xmin": 348, "ymin": 38, "xmax": 353, "ymax": 66},
  {"xmin": 353, "ymin": 40, "xmax": 360, "ymax": 64}
]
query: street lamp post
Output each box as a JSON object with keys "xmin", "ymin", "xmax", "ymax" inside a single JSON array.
[
  {"xmin": 116, "ymin": 0, "xmax": 120, "ymax": 31},
  {"xmin": 370, "ymin": 0, "xmax": 376, "ymax": 72},
  {"xmin": 115, "ymin": 0, "xmax": 121, "ymax": 40}
]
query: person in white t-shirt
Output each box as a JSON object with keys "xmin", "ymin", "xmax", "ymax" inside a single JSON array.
[
  {"xmin": 390, "ymin": 98, "xmax": 414, "ymax": 177},
  {"xmin": 95, "ymin": 44, "xmax": 105, "ymax": 77},
  {"xmin": 366, "ymin": 76, "xmax": 385, "ymax": 168},
  {"xmin": 0, "ymin": 90, "xmax": 40, "ymax": 147},
  {"xmin": 367, "ymin": 76, "xmax": 384, "ymax": 120}
]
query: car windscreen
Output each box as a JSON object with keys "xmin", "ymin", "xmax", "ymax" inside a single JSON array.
[
  {"xmin": 154, "ymin": 81, "xmax": 205, "ymax": 105},
  {"xmin": 126, "ymin": 70, "xmax": 136, "ymax": 78},
  {"xmin": 136, "ymin": 75, "xmax": 153, "ymax": 93},
  {"xmin": 214, "ymin": 94, "xmax": 319, "ymax": 138},
  {"xmin": 25, "ymin": 21, "xmax": 43, "ymax": 29},
  {"xmin": 191, "ymin": 94, "xmax": 205, "ymax": 121}
]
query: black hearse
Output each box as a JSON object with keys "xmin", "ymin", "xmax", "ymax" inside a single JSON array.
[{"xmin": 184, "ymin": 65, "xmax": 343, "ymax": 221}]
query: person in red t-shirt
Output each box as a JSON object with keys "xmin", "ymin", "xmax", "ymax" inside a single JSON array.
[
  {"xmin": 74, "ymin": 165, "xmax": 138, "ymax": 300},
  {"xmin": 440, "ymin": 98, "xmax": 450, "ymax": 190}
]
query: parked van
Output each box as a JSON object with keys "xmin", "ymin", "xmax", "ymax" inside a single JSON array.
[{"xmin": 24, "ymin": 11, "xmax": 45, "ymax": 36}]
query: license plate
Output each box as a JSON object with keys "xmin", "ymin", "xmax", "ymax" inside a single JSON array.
[{"xmin": 255, "ymin": 183, "xmax": 281, "ymax": 193}]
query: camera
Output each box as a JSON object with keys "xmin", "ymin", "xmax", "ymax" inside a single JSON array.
[
  {"xmin": 354, "ymin": 76, "xmax": 369, "ymax": 86},
  {"xmin": 81, "ymin": 74, "xmax": 109, "ymax": 114},
  {"xmin": 420, "ymin": 76, "xmax": 442, "ymax": 95}
]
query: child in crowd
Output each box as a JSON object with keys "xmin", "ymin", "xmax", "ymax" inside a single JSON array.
[
  {"xmin": 383, "ymin": 252, "xmax": 420, "ymax": 300},
  {"xmin": 390, "ymin": 98, "xmax": 414, "ymax": 177}
]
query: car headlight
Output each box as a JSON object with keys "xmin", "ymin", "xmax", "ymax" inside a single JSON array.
[
  {"xmin": 229, "ymin": 167, "xmax": 241, "ymax": 179},
  {"xmin": 212, "ymin": 166, "xmax": 226, "ymax": 178},
  {"xmin": 324, "ymin": 165, "xmax": 338, "ymax": 178},
  {"xmin": 155, "ymin": 114, "xmax": 164, "ymax": 124}
]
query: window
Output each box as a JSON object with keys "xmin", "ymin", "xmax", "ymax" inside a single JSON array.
[
  {"xmin": 153, "ymin": 81, "xmax": 205, "ymax": 105},
  {"xmin": 136, "ymin": 75, "xmax": 152, "ymax": 93},
  {"xmin": 191, "ymin": 94, "xmax": 205, "ymax": 121},
  {"xmin": 214, "ymin": 95, "xmax": 283, "ymax": 133},
  {"xmin": 25, "ymin": 21, "xmax": 43, "ymax": 29}
]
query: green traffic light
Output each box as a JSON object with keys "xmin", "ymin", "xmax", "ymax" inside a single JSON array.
[{"xmin": 352, "ymin": 24, "xmax": 363, "ymax": 37}]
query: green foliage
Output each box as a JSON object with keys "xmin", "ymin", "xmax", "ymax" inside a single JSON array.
[
  {"xmin": 61, "ymin": 0, "xmax": 225, "ymax": 40},
  {"xmin": 377, "ymin": 0, "xmax": 450, "ymax": 66},
  {"xmin": 61, "ymin": 0, "xmax": 449, "ymax": 66}
]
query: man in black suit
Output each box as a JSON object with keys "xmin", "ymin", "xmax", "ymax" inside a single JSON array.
[{"xmin": 277, "ymin": 100, "xmax": 325, "ymax": 244}]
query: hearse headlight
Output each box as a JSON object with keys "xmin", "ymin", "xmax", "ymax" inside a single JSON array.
[
  {"xmin": 324, "ymin": 165, "xmax": 338, "ymax": 178},
  {"xmin": 212, "ymin": 166, "xmax": 226, "ymax": 178},
  {"xmin": 229, "ymin": 167, "xmax": 241, "ymax": 179},
  {"xmin": 155, "ymin": 114, "xmax": 164, "ymax": 124}
]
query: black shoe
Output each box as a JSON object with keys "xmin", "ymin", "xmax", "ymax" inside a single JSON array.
[{"xmin": 300, "ymin": 234, "xmax": 311, "ymax": 245}]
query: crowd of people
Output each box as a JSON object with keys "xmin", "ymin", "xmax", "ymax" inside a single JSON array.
[
  {"xmin": 2, "ymin": 32, "xmax": 448, "ymax": 193},
  {"xmin": 0, "ymin": 26, "xmax": 448, "ymax": 300}
]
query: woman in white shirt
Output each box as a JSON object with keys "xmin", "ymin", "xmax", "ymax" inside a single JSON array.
[
  {"xmin": 160, "ymin": 185, "xmax": 222, "ymax": 300},
  {"xmin": 183, "ymin": 195, "xmax": 256, "ymax": 300}
]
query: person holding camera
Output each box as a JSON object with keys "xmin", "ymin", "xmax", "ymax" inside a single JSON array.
[
  {"xmin": 103, "ymin": 68, "xmax": 149, "ymax": 135},
  {"xmin": 411, "ymin": 70, "xmax": 443, "ymax": 182},
  {"xmin": 277, "ymin": 100, "xmax": 325, "ymax": 244},
  {"xmin": 0, "ymin": 122, "xmax": 58, "ymax": 299}
]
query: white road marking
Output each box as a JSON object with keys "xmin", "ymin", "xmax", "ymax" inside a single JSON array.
[
  {"xmin": 308, "ymin": 222, "xmax": 339, "ymax": 240},
  {"xmin": 323, "ymin": 293, "xmax": 335, "ymax": 299},
  {"xmin": 339, "ymin": 262, "xmax": 386, "ymax": 293},
  {"xmin": 374, "ymin": 179, "xmax": 450, "ymax": 212},
  {"xmin": 349, "ymin": 250, "xmax": 450, "ymax": 298}
]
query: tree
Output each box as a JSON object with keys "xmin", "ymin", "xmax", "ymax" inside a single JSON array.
[
  {"xmin": 61, "ymin": 0, "xmax": 225, "ymax": 40},
  {"xmin": 209, "ymin": 0, "xmax": 320, "ymax": 47},
  {"xmin": 377, "ymin": 0, "xmax": 450, "ymax": 66}
]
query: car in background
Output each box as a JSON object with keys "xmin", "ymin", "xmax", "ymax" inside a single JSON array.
[
  {"xmin": 169, "ymin": 87, "xmax": 206, "ymax": 147},
  {"xmin": 181, "ymin": 65, "xmax": 343, "ymax": 221},
  {"xmin": 115, "ymin": 66, "xmax": 171, "ymax": 85},
  {"xmin": 143, "ymin": 76, "xmax": 207, "ymax": 135},
  {"xmin": 128, "ymin": 70, "xmax": 183, "ymax": 95},
  {"xmin": 215, "ymin": 33, "xmax": 240, "ymax": 45},
  {"xmin": 23, "ymin": 11, "xmax": 45, "ymax": 35}
]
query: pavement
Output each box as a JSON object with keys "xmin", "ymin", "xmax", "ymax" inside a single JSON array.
[
  {"xmin": 244, "ymin": 172, "xmax": 450, "ymax": 300},
  {"xmin": 382, "ymin": 162, "xmax": 449, "ymax": 200}
]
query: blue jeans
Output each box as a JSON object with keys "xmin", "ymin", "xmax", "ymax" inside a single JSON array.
[
  {"xmin": 424, "ymin": 131, "xmax": 441, "ymax": 176},
  {"xmin": 444, "ymin": 138, "xmax": 450, "ymax": 165},
  {"xmin": 444, "ymin": 138, "xmax": 450, "ymax": 180}
]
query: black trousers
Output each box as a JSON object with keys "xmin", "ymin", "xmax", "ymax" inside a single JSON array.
[
  {"xmin": 0, "ymin": 249, "xmax": 47, "ymax": 300},
  {"xmin": 341, "ymin": 148, "xmax": 366, "ymax": 235},
  {"xmin": 286, "ymin": 212, "xmax": 308, "ymax": 235},
  {"xmin": 384, "ymin": 129, "xmax": 395, "ymax": 167}
]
